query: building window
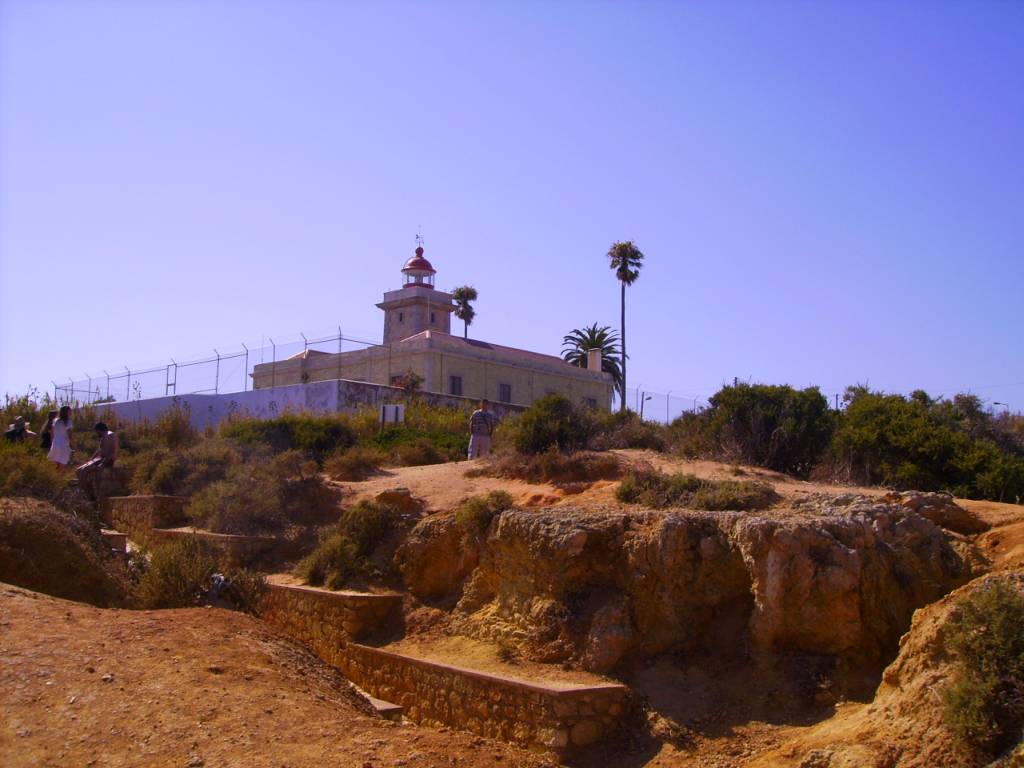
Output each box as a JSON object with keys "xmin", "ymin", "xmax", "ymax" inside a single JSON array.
[
  {"xmin": 398, "ymin": 312, "xmax": 404, "ymax": 323},
  {"xmin": 585, "ymin": 397, "xmax": 598, "ymax": 408},
  {"xmin": 430, "ymin": 312, "xmax": 436, "ymax": 324},
  {"xmin": 391, "ymin": 375, "xmax": 404, "ymax": 386},
  {"xmin": 449, "ymin": 375, "xmax": 463, "ymax": 396},
  {"xmin": 498, "ymin": 383, "xmax": 512, "ymax": 403}
]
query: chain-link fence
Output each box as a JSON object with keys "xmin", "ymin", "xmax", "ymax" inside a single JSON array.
[
  {"xmin": 52, "ymin": 329, "xmax": 379, "ymax": 406},
  {"xmin": 615, "ymin": 386, "xmax": 848, "ymax": 424},
  {"xmin": 53, "ymin": 332, "xmax": 847, "ymax": 422}
]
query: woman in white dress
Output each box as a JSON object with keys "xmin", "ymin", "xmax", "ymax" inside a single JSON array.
[{"xmin": 47, "ymin": 405, "xmax": 73, "ymax": 466}]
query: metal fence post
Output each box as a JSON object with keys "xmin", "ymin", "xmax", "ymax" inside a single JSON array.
[
  {"xmin": 125, "ymin": 367, "xmax": 131, "ymax": 401},
  {"xmin": 103, "ymin": 371, "xmax": 110, "ymax": 400},
  {"xmin": 269, "ymin": 338, "xmax": 276, "ymax": 389},
  {"xmin": 241, "ymin": 344, "xmax": 249, "ymax": 392},
  {"xmin": 214, "ymin": 349, "xmax": 221, "ymax": 394}
]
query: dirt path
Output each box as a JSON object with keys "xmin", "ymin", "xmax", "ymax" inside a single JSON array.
[{"xmin": 0, "ymin": 584, "xmax": 552, "ymax": 768}]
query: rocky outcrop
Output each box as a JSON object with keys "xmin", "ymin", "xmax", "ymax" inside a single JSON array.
[
  {"xmin": 885, "ymin": 491, "xmax": 990, "ymax": 535},
  {"xmin": 755, "ymin": 571, "xmax": 1024, "ymax": 768},
  {"xmin": 395, "ymin": 513, "xmax": 478, "ymax": 601},
  {"xmin": 405, "ymin": 495, "xmax": 982, "ymax": 675}
]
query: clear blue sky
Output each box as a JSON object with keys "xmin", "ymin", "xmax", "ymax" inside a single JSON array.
[{"xmin": 2, "ymin": 1, "xmax": 1022, "ymax": 412}]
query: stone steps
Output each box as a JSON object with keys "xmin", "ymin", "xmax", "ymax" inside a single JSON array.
[{"xmin": 352, "ymin": 685, "xmax": 404, "ymax": 722}]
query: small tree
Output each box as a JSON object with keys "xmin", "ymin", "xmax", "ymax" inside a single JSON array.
[
  {"xmin": 607, "ymin": 241, "xmax": 644, "ymax": 412},
  {"xmin": 451, "ymin": 285, "xmax": 478, "ymax": 339},
  {"xmin": 561, "ymin": 324, "xmax": 623, "ymax": 394}
]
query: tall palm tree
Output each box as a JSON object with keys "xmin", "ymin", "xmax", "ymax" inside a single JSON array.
[
  {"xmin": 451, "ymin": 285, "xmax": 478, "ymax": 339},
  {"xmin": 561, "ymin": 324, "xmax": 623, "ymax": 395},
  {"xmin": 607, "ymin": 240, "xmax": 644, "ymax": 412}
]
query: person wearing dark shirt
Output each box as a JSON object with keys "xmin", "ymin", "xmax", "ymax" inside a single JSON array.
[
  {"xmin": 4, "ymin": 415, "xmax": 36, "ymax": 444},
  {"xmin": 468, "ymin": 400, "xmax": 497, "ymax": 459}
]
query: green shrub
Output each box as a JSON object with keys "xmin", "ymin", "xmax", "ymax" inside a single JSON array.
[
  {"xmin": 364, "ymin": 426, "xmax": 464, "ymax": 463},
  {"xmin": 126, "ymin": 438, "xmax": 242, "ymax": 497},
  {"xmin": 134, "ymin": 537, "xmax": 217, "ymax": 609},
  {"xmin": 325, "ymin": 446, "xmax": 387, "ymax": 481},
  {"xmin": 223, "ymin": 567, "xmax": 268, "ymax": 614},
  {"xmin": 943, "ymin": 579, "xmax": 1024, "ymax": 758},
  {"xmin": 616, "ymin": 468, "xmax": 776, "ymax": 510},
  {"xmin": 589, "ymin": 411, "xmax": 667, "ymax": 451},
  {"xmin": 834, "ymin": 387, "xmax": 1024, "ymax": 502},
  {"xmin": 395, "ymin": 437, "xmax": 444, "ymax": 466},
  {"xmin": 123, "ymin": 405, "xmax": 198, "ymax": 450},
  {"xmin": 297, "ymin": 531, "xmax": 359, "ymax": 589},
  {"xmin": 186, "ymin": 466, "xmax": 287, "ymax": 535},
  {"xmin": 467, "ymin": 447, "xmax": 621, "ymax": 485},
  {"xmin": 297, "ymin": 499, "xmax": 395, "ymax": 589},
  {"xmin": 221, "ymin": 413, "xmax": 356, "ymax": 461},
  {"xmin": 0, "ymin": 443, "xmax": 65, "ymax": 499},
  {"xmin": 456, "ymin": 490, "xmax": 514, "ymax": 537},
  {"xmin": 512, "ymin": 394, "xmax": 592, "ymax": 454},
  {"xmin": 705, "ymin": 383, "xmax": 834, "ymax": 477}
]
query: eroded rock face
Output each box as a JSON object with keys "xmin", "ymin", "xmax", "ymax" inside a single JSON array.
[
  {"xmin": 885, "ymin": 491, "xmax": 990, "ymax": 535},
  {"xmin": 395, "ymin": 513, "xmax": 478, "ymax": 601},
  {"xmin": 411, "ymin": 495, "xmax": 982, "ymax": 674},
  {"xmin": 734, "ymin": 496, "xmax": 971, "ymax": 666}
]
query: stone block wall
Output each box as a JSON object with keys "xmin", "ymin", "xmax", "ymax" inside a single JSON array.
[
  {"xmin": 339, "ymin": 645, "xmax": 631, "ymax": 756},
  {"xmin": 147, "ymin": 528, "xmax": 277, "ymax": 567},
  {"xmin": 108, "ymin": 495, "xmax": 187, "ymax": 541},
  {"xmin": 259, "ymin": 583, "xmax": 402, "ymax": 653}
]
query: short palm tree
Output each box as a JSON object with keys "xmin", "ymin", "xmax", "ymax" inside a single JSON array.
[
  {"xmin": 607, "ymin": 241, "xmax": 644, "ymax": 411},
  {"xmin": 451, "ymin": 285, "xmax": 478, "ymax": 339},
  {"xmin": 562, "ymin": 324, "xmax": 624, "ymax": 394}
]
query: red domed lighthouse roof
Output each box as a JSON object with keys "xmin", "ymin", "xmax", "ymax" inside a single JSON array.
[{"xmin": 402, "ymin": 246, "xmax": 435, "ymax": 274}]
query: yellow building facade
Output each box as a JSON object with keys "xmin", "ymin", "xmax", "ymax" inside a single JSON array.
[{"xmin": 251, "ymin": 244, "xmax": 613, "ymax": 409}]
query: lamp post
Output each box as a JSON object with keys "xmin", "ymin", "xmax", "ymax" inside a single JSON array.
[
  {"xmin": 994, "ymin": 401, "xmax": 1010, "ymax": 413},
  {"xmin": 640, "ymin": 393, "xmax": 652, "ymax": 420}
]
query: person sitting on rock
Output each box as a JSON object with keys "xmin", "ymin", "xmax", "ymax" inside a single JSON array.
[{"xmin": 76, "ymin": 422, "xmax": 119, "ymax": 499}]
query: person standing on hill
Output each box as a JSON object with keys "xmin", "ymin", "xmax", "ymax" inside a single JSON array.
[
  {"xmin": 47, "ymin": 405, "xmax": 73, "ymax": 466},
  {"xmin": 468, "ymin": 399, "xmax": 497, "ymax": 460},
  {"xmin": 39, "ymin": 410, "xmax": 58, "ymax": 453}
]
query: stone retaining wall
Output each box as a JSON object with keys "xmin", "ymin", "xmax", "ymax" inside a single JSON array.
[
  {"xmin": 148, "ymin": 528, "xmax": 278, "ymax": 567},
  {"xmin": 338, "ymin": 645, "xmax": 631, "ymax": 756},
  {"xmin": 259, "ymin": 583, "xmax": 401, "ymax": 651},
  {"xmin": 107, "ymin": 495, "xmax": 187, "ymax": 540}
]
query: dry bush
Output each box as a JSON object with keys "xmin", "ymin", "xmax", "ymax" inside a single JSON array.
[
  {"xmin": 125, "ymin": 438, "xmax": 242, "ymax": 497},
  {"xmin": 467, "ymin": 447, "xmax": 621, "ymax": 486},
  {"xmin": 395, "ymin": 437, "xmax": 444, "ymax": 466},
  {"xmin": 455, "ymin": 490, "xmax": 513, "ymax": 538},
  {"xmin": 616, "ymin": 468, "xmax": 777, "ymax": 510},
  {"xmin": 325, "ymin": 446, "xmax": 387, "ymax": 481},
  {"xmin": 297, "ymin": 499, "xmax": 395, "ymax": 589},
  {"xmin": 0, "ymin": 498, "xmax": 129, "ymax": 606},
  {"xmin": 943, "ymin": 579, "xmax": 1024, "ymax": 759},
  {"xmin": 134, "ymin": 537, "xmax": 217, "ymax": 609},
  {"xmin": 0, "ymin": 443, "xmax": 65, "ymax": 499}
]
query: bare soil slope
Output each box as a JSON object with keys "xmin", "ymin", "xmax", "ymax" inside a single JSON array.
[{"xmin": 0, "ymin": 584, "xmax": 550, "ymax": 768}]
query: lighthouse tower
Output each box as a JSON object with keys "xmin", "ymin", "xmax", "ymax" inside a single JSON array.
[{"xmin": 377, "ymin": 241, "xmax": 455, "ymax": 344}]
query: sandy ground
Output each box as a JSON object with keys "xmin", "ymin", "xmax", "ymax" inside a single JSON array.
[{"xmin": 0, "ymin": 584, "xmax": 552, "ymax": 768}]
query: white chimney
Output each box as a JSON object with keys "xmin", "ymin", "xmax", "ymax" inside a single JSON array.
[{"xmin": 586, "ymin": 348, "xmax": 602, "ymax": 373}]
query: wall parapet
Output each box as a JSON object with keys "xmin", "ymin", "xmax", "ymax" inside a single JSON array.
[
  {"xmin": 339, "ymin": 644, "xmax": 631, "ymax": 756},
  {"xmin": 259, "ymin": 582, "xmax": 401, "ymax": 652},
  {"xmin": 107, "ymin": 495, "xmax": 187, "ymax": 539}
]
